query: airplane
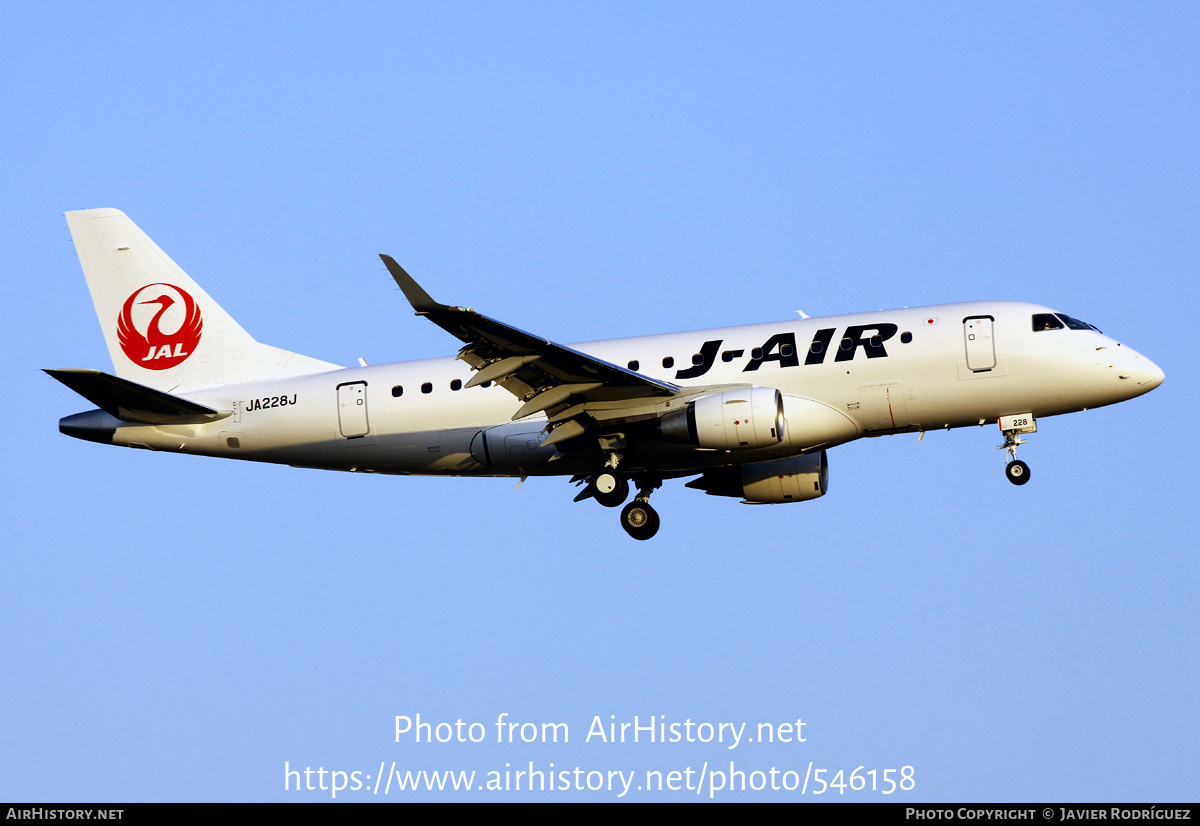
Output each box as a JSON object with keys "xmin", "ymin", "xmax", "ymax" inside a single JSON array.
[{"xmin": 47, "ymin": 208, "xmax": 1165, "ymax": 540}]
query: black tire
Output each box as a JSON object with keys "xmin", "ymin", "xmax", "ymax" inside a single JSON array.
[
  {"xmin": 591, "ymin": 472, "xmax": 629, "ymax": 508},
  {"xmin": 1006, "ymin": 460, "xmax": 1031, "ymax": 486},
  {"xmin": 620, "ymin": 500, "xmax": 660, "ymax": 540}
]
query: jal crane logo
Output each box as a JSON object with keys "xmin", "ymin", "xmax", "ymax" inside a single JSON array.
[{"xmin": 116, "ymin": 283, "xmax": 204, "ymax": 370}]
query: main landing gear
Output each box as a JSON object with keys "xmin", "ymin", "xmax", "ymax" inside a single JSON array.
[
  {"xmin": 997, "ymin": 414, "xmax": 1037, "ymax": 486},
  {"xmin": 589, "ymin": 470, "xmax": 629, "ymax": 508},
  {"xmin": 620, "ymin": 489, "xmax": 660, "ymax": 541},
  {"xmin": 575, "ymin": 466, "xmax": 662, "ymax": 540}
]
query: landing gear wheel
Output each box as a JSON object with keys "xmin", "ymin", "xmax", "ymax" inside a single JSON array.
[
  {"xmin": 591, "ymin": 472, "xmax": 629, "ymax": 508},
  {"xmin": 620, "ymin": 500, "xmax": 660, "ymax": 540},
  {"xmin": 1006, "ymin": 460, "xmax": 1031, "ymax": 486}
]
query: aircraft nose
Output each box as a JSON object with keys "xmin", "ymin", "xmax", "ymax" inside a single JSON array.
[
  {"xmin": 1114, "ymin": 348, "xmax": 1165, "ymax": 394},
  {"xmin": 1140, "ymin": 358, "xmax": 1165, "ymax": 390}
]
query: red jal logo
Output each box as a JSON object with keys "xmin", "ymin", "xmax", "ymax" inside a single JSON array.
[{"xmin": 117, "ymin": 283, "xmax": 203, "ymax": 370}]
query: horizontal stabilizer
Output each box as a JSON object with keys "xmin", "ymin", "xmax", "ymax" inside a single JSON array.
[{"xmin": 44, "ymin": 368, "xmax": 230, "ymax": 425}]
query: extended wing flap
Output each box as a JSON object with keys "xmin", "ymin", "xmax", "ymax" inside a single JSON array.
[{"xmin": 44, "ymin": 368, "xmax": 230, "ymax": 425}]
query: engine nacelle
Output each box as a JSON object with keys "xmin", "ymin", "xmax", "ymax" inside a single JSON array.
[
  {"xmin": 685, "ymin": 451, "xmax": 829, "ymax": 504},
  {"xmin": 660, "ymin": 387, "xmax": 785, "ymax": 450}
]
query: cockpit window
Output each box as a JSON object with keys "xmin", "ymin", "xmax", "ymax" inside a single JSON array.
[
  {"xmin": 1032, "ymin": 313, "xmax": 1064, "ymax": 332},
  {"xmin": 1056, "ymin": 314, "xmax": 1100, "ymax": 332}
]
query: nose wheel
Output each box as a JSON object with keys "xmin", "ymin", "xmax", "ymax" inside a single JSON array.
[
  {"xmin": 1005, "ymin": 459, "xmax": 1031, "ymax": 485},
  {"xmin": 997, "ymin": 414, "xmax": 1037, "ymax": 486}
]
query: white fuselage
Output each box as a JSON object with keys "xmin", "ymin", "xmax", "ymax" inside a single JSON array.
[{"xmin": 76, "ymin": 300, "xmax": 1163, "ymax": 477}]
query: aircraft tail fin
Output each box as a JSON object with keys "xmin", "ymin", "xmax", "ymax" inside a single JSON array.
[{"xmin": 65, "ymin": 209, "xmax": 340, "ymax": 392}]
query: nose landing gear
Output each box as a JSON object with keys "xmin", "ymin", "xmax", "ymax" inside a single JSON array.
[{"xmin": 997, "ymin": 413, "xmax": 1037, "ymax": 486}]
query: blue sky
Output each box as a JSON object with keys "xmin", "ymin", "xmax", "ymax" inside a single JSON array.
[{"xmin": 2, "ymin": 2, "xmax": 1196, "ymax": 801}]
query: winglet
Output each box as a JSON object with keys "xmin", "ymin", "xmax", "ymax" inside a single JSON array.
[{"xmin": 380, "ymin": 255, "xmax": 445, "ymax": 313}]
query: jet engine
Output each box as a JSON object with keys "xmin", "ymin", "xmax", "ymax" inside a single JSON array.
[
  {"xmin": 660, "ymin": 387, "xmax": 785, "ymax": 450},
  {"xmin": 685, "ymin": 451, "xmax": 828, "ymax": 504}
]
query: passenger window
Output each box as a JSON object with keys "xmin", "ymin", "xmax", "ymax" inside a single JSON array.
[
  {"xmin": 421, "ymin": 382, "xmax": 433, "ymax": 394},
  {"xmin": 391, "ymin": 385, "xmax": 403, "ymax": 397},
  {"xmin": 662, "ymin": 356, "xmax": 674, "ymax": 368},
  {"xmin": 451, "ymin": 379, "xmax": 462, "ymax": 391},
  {"xmin": 481, "ymin": 381, "xmax": 492, "ymax": 388},
  {"xmin": 900, "ymin": 331, "xmax": 913, "ymax": 344},
  {"xmin": 1032, "ymin": 314, "xmax": 1064, "ymax": 332},
  {"xmin": 691, "ymin": 353, "xmax": 705, "ymax": 365},
  {"xmin": 780, "ymin": 344, "xmax": 794, "ymax": 357},
  {"xmin": 839, "ymin": 337, "xmax": 853, "ymax": 351},
  {"xmin": 751, "ymin": 348, "xmax": 763, "ymax": 360},
  {"xmin": 809, "ymin": 341, "xmax": 823, "ymax": 354},
  {"xmin": 721, "ymin": 350, "xmax": 736, "ymax": 362},
  {"xmin": 628, "ymin": 360, "xmax": 639, "ymax": 371}
]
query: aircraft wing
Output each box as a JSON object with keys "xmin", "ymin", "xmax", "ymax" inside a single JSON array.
[{"xmin": 381, "ymin": 255, "xmax": 692, "ymax": 446}]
